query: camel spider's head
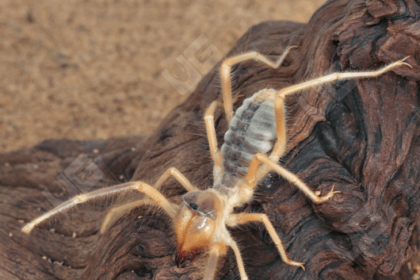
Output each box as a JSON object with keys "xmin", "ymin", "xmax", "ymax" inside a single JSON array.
[{"xmin": 174, "ymin": 190, "xmax": 223, "ymax": 268}]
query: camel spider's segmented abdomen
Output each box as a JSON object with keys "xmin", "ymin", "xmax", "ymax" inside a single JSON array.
[{"xmin": 221, "ymin": 88, "xmax": 277, "ymax": 180}]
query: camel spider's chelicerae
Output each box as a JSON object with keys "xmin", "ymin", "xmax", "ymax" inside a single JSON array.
[{"xmin": 22, "ymin": 45, "xmax": 410, "ymax": 280}]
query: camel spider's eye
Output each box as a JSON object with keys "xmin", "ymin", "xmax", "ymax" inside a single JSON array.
[
  {"xmin": 183, "ymin": 191, "xmax": 221, "ymax": 219},
  {"xmin": 189, "ymin": 202, "xmax": 199, "ymax": 210}
]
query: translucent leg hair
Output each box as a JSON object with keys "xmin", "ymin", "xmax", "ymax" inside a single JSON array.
[
  {"xmin": 254, "ymin": 57, "xmax": 412, "ymax": 183},
  {"xmin": 154, "ymin": 167, "xmax": 197, "ymax": 192},
  {"xmin": 220, "ymin": 45, "xmax": 297, "ymax": 124},
  {"xmin": 101, "ymin": 167, "xmax": 196, "ymax": 233},
  {"xmin": 204, "ymin": 100, "xmax": 225, "ymax": 171},
  {"xmin": 203, "ymin": 242, "xmax": 226, "ymax": 280},
  {"xmin": 100, "ymin": 199, "xmax": 151, "ymax": 234},
  {"xmin": 244, "ymin": 153, "xmax": 338, "ymax": 204},
  {"xmin": 228, "ymin": 238, "xmax": 249, "ymax": 280},
  {"xmin": 22, "ymin": 181, "xmax": 177, "ymax": 234},
  {"xmin": 228, "ymin": 212, "xmax": 305, "ymax": 269}
]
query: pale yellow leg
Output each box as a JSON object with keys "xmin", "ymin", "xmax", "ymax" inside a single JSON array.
[
  {"xmin": 274, "ymin": 57, "xmax": 411, "ymax": 99},
  {"xmin": 257, "ymin": 57, "xmax": 412, "ymax": 182},
  {"xmin": 254, "ymin": 57, "xmax": 411, "ymax": 189},
  {"xmin": 251, "ymin": 88, "xmax": 287, "ymax": 182},
  {"xmin": 204, "ymin": 100, "xmax": 224, "ymax": 169},
  {"xmin": 203, "ymin": 242, "xmax": 226, "ymax": 280},
  {"xmin": 100, "ymin": 199, "xmax": 151, "ymax": 234},
  {"xmin": 220, "ymin": 46, "xmax": 297, "ymax": 124},
  {"xmin": 270, "ymin": 57, "xmax": 411, "ymax": 161},
  {"xmin": 154, "ymin": 167, "xmax": 197, "ymax": 192},
  {"xmin": 244, "ymin": 153, "xmax": 339, "ymax": 204},
  {"xmin": 101, "ymin": 167, "xmax": 195, "ymax": 233},
  {"xmin": 228, "ymin": 213, "xmax": 305, "ymax": 270},
  {"xmin": 227, "ymin": 238, "xmax": 249, "ymax": 280},
  {"xmin": 22, "ymin": 181, "xmax": 177, "ymax": 234},
  {"xmin": 270, "ymin": 90, "xmax": 287, "ymax": 160}
]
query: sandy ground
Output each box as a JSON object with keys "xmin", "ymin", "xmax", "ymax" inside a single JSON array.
[{"xmin": 0, "ymin": 0, "xmax": 327, "ymax": 152}]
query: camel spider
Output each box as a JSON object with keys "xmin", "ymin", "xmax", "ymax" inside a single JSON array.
[{"xmin": 22, "ymin": 45, "xmax": 410, "ymax": 280}]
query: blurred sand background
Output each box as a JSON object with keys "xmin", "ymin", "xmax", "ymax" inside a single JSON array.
[{"xmin": 0, "ymin": 0, "xmax": 327, "ymax": 152}]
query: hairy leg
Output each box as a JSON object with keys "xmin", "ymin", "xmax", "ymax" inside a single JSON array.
[
  {"xmin": 154, "ymin": 167, "xmax": 197, "ymax": 192},
  {"xmin": 243, "ymin": 153, "xmax": 339, "ymax": 204},
  {"xmin": 101, "ymin": 167, "xmax": 194, "ymax": 233},
  {"xmin": 100, "ymin": 199, "xmax": 151, "ymax": 234},
  {"xmin": 22, "ymin": 181, "xmax": 177, "ymax": 234},
  {"xmin": 254, "ymin": 58, "xmax": 411, "ymax": 188},
  {"xmin": 227, "ymin": 238, "xmax": 249, "ymax": 280},
  {"xmin": 220, "ymin": 46, "xmax": 296, "ymax": 124},
  {"xmin": 203, "ymin": 242, "xmax": 226, "ymax": 280},
  {"xmin": 258, "ymin": 57, "xmax": 412, "ymax": 181},
  {"xmin": 204, "ymin": 100, "xmax": 224, "ymax": 171},
  {"xmin": 227, "ymin": 213, "xmax": 304, "ymax": 270},
  {"xmin": 274, "ymin": 57, "xmax": 410, "ymax": 100}
]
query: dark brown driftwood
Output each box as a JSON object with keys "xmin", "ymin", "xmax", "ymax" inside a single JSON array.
[{"xmin": 1, "ymin": 0, "xmax": 420, "ymax": 279}]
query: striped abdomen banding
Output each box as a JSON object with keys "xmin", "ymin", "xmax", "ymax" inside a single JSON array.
[{"xmin": 221, "ymin": 89, "xmax": 277, "ymax": 180}]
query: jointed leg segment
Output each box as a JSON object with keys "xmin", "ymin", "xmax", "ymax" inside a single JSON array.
[
  {"xmin": 204, "ymin": 100, "xmax": 224, "ymax": 169},
  {"xmin": 101, "ymin": 167, "xmax": 196, "ymax": 233},
  {"xmin": 22, "ymin": 181, "xmax": 177, "ymax": 233},
  {"xmin": 244, "ymin": 57, "xmax": 411, "ymax": 201},
  {"xmin": 228, "ymin": 213, "xmax": 305, "ymax": 270},
  {"xmin": 266, "ymin": 57, "xmax": 411, "ymax": 178},
  {"xmin": 244, "ymin": 153, "xmax": 339, "ymax": 203},
  {"xmin": 220, "ymin": 46, "xmax": 296, "ymax": 124},
  {"xmin": 154, "ymin": 167, "xmax": 197, "ymax": 192},
  {"xmin": 100, "ymin": 199, "xmax": 151, "ymax": 234},
  {"xmin": 204, "ymin": 242, "xmax": 227, "ymax": 280},
  {"xmin": 227, "ymin": 238, "xmax": 249, "ymax": 280},
  {"xmin": 274, "ymin": 57, "xmax": 411, "ymax": 99}
]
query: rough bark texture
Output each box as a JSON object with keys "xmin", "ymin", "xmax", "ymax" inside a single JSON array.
[{"xmin": 1, "ymin": 0, "xmax": 420, "ymax": 279}]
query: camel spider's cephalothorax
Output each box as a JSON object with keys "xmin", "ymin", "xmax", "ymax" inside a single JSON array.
[{"xmin": 22, "ymin": 46, "xmax": 410, "ymax": 280}]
